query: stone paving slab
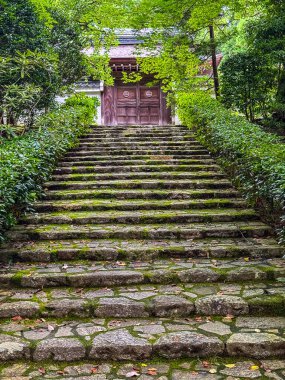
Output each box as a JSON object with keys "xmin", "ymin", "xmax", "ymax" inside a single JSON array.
[
  {"xmin": 0, "ymin": 317, "xmax": 284, "ymax": 361},
  {"xmin": 33, "ymin": 198, "xmax": 247, "ymax": 213},
  {"xmin": 0, "ymin": 258, "xmax": 284, "ymax": 286},
  {"xmin": 49, "ymin": 172, "xmax": 227, "ymax": 182},
  {"xmin": 44, "ymin": 189, "xmax": 241, "ymax": 201},
  {"xmin": 3, "ymin": 238, "xmax": 281, "ymax": 262},
  {"xmin": 5, "ymin": 222, "xmax": 274, "ymax": 244},
  {"xmin": 22, "ymin": 208, "xmax": 259, "ymax": 226},
  {"xmin": 0, "ymin": 281, "xmax": 284, "ymax": 318}
]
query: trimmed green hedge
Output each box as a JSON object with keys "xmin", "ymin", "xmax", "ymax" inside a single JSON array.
[
  {"xmin": 177, "ymin": 91, "xmax": 285, "ymax": 243},
  {"xmin": 0, "ymin": 96, "xmax": 96, "ymax": 241}
]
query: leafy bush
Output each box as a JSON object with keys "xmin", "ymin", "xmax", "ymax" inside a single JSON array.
[
  {"xmin": 177, "ymin": 91, "xmax": 285, "ymax": 243},
  {"xmin": 0, "ymin": 97, "xmax": 96, "ymax": 241}
]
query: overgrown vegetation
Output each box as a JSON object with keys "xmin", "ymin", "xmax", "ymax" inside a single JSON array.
[
  {"xmin": 220, "ymin": 1, "xmax": 285, "ymax": 130},
  {"xmin": 177, "ymin": 91, "xmax": 285, "ymax": 243},
  {"xmin": 0, "ymin": 0, "xmax": 131, "ymax": 132},
  {"xmin": 0, "ymin": 95, "xmax": 97, "ymax": 241}
]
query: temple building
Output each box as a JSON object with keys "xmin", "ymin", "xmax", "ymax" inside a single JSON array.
[{"xmin": 75, "ymin": 30, "xmax": 172, "ymax": 126}]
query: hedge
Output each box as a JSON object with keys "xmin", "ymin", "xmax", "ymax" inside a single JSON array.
[
  {"xmin": 0, "ymin": 96, "xmax": 97, "ymax": 241},
  {"xmin": 177, "ymin": 91, "xmax": 285, "ymax": 243}
]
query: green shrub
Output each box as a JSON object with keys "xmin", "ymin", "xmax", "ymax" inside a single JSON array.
[
  {"xmin": 177, "ymin": 91, "xmax": 285, "ymax": 243},
  {"xmin": 0, "ymin": 97, "xmax": 96, "ymax": 241}
]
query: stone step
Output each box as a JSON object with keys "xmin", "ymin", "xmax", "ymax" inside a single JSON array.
[
  {"xmin": 1, "ymin": 316, "xmax": 285, "ymax": 361},
  {"xmin": 79, "ymin": 136, "xmax": 196, "ymax": 142},
  {"xmin": 45, "ymin": 188, "xmax": 240, "ymax": 201},
  {"xmin": 3, "ymin": 238, "xmax": 281, "ymax": 262},
  {"xmin": 2, "ymin": 357, "xmax": 285, "ymax": 378},
  {"xmin": 54, "ymin": 164, "xmax": 221, "ymax": 174},
  {"xmin": 0, "ymin": 281, "xmax": 285, "ymax": 318},
  {"xmin": 75, "ymin": 138, "xmax": 203, "ymax": 149},
  {"xmin": 91, "ymin": 125, "xmax": 186, "ymax": 132},
  {"xmin": 6, "ymin": 222, "xmax": 273, "ymax": 242},
  {"xmin": 33, "ymin": 198, "xmax": 247, "ymax": 213},
  {"xmin": 63, "ymin": 153, "xmax": 213, "ymax": 161},
  {"xmin": 58, "ymin": 158, "xmax": 217, "ymax": 166},
  {"xmin": 21, "ymin": 209, "xmax": 259, "ymax": 226},
  {"xmin": 50, "ymin": 171, "xmax": 227, "ymax": 182},
  {"xmin": 44, "ymin": 179, "xmax": 233, "ymax": 190},
  {"xmin": 66, "ymin": 149, "xmax": 210, "ymax": 156},
  {"xmin": 69, "ymin": 148, "xmax": 210, "ymax": 156}
]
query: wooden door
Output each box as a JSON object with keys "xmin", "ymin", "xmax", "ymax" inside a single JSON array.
[
  {"xmin": 139, "ymin": 86, "xmax": 160, "ymax": 125},
  {"xmin": 103, "ymin": 81, "xmax": 172, "ymax": 126},
  {"xmin": 116, "ymin": 86, "xmax": 138, "ymax": 125}
]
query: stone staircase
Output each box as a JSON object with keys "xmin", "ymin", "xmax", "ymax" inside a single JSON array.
[{"xmin": 0, "ymin": 125, "xmax": 285, "ymax": 379}]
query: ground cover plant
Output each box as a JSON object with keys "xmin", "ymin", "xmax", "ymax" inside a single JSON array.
[
  {"xmin": 177, "ymin": 91, "xmax": 285, "ymax": 243},
  {"xmin": 0, "ymin": 95, "xmax": 97, "ymax": 241}
]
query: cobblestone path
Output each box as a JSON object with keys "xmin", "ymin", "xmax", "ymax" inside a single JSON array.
[{"xmin": 0, "ymin": 125, "xmax": 284, "ymax": 379}]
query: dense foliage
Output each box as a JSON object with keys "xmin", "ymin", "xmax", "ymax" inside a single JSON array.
[
  {"xmin": 220, "ymin": 4, "xmax": 285, "ymax": 128},
  {"xmin": 0, "ymin": 95, "xmax": 97, "ymax": 241},
  {"xmin": 177, "ymin": 91, "xmax": 285, "ymax": 242},
  {"xmin": 0, "ymin": 0, "xmax": 132, "ymax": 131}
]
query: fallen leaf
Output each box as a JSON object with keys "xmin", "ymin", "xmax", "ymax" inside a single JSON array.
[
  {"xmin": 244, "ymin": 257, "xmax": 250, "ymax": 262},
  {"xmin": 126, "ymin": 370, "xmax": 140, "ymax": 377},
  {"xmin": 38, "ymin": 367, "xmax": 46, "ymax": 374},
  {"xmin": 209, "ymin": 369, "xmax": 217, "ymax": 374},
  {"xmin": 141, "ymin": 363, "xmax": 147, "ymax": 367},
  {"xmin": 225, "ymin": 364, "xmax": 236, "ymax": 368},
  {"xmin": 250, "ymin": 365, "xmax": 259, "ymax": 371},
  {"xmin": 11, "ymin": 315, "xmax": 23, "ymax": 322},
  {"xmin": 147, "ymin": 368, "xmax": 158, "ymax": 376},
  {"xmin": 222, "ymin": 314, "xmax": 234, "ymax": 322},
  {"xmin": 47, "ymin": 324, "xmax": 55, "ymax": 332},
  {"xmin": 116, "ymin": 261, "xmax": 127, "ymax": 266},
  {"xmin": 91, "ymin": 367, "xmax": 99, "ymax": 374}
]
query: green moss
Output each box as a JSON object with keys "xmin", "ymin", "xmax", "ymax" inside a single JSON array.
[
  {"xmin": 248, "ymin": 295, "xmax": 285, "ymax": 316},
  {"xmin": 11, "ymin": 269, "xmax": 34, "ymax": 286}
]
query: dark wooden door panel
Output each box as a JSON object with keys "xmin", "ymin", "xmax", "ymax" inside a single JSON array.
[
  {"xmin": 103, "ymin": 81, "xmax": 172, "ymax": 126},
  {"xmin": 117, "ymin": 106, "xmax": 137, "ymax": 125}
]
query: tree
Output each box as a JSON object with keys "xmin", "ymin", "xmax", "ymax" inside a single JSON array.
[
  {"xmin": 0, "ymin": 0, "xmax": 131, "ymax": 127},
  {"xmin": 220, "ymin": 52, "xmax": 274, "ymax": 121},
  {"xmin": 126, "ymin": 0, "xmax": 259, "ymax": 99},
  {"xmin": 0, "ymin": 0, "xmax": 49, "ymax": 56},
  {"xmin": 220, "ymin": 6, "xmax": 285, "ymax": 124}
]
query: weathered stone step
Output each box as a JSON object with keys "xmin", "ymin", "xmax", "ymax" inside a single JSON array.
[
  {"xmin": 45, "ymin": 179, "xmax": 232, "ymax": 191},
  {"xmin": 54, "ymin": 164, "xmax": 221, "ymax": 174},
  {"xmin": 63, "ymin": 153, "xmax": 213, "ymax": 161},
  {"xmin": 0, "ymin": 282, "xmax": 285, "ymax": 319},
  {"xmin": 79, "ymin": 136, "xmax": 196, "ymax": 142},
  {"xmin": 74, "ymin": 142, "xmax": 201, "ymax": 150},
  {"xmin": 69, "ymin": 148, "xmax": 209, "ymax": 156},
  {"xmin": 45, "ymin": 188, "xmax": 240, "ymax": 201},
  {"xmin": 33, "ymin": 198, "xmax": 247, "ymax": 213},
  {"xmin": 1, "ymin": 316, "xmax": 285, "ymax": 361},
  {"xmin": 6, "ymin": 221, "xmax": 273, "ymax": 242},
  {"xmin": 4, "ymin": 237, "xmax": 281, "ymax": 262},
  {"xmin": 21, "ymin": 209, "xmax": 258, "ymax": 226},
  {"xmin": 58, "ymin": 158, "xmax": 217, "ymax": 167},
  {"xmin": 50, "ymin": 171, "xmax": 227, "ymax": 182},
  {"xmin": 92, "ymin": 125, "xmax": 186, "ymax": 131},
  {"xmin": 78, "ymin": 139, "xmax": 201, "ymax": 144},
  {"xmin": 84, "ymin": 129, "xmax": 191, "ymax": 135},
  {"xmin": 2, "ymin": 357, "xmax": 285, "ymax": 378},
  {"xmin": 66, "ymin": 149, "xmax": 210, "ymax": 157}
]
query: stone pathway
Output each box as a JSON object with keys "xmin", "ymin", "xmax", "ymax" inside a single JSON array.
[{"xmin": 0, "ymin": 125, "xmax": 284, "ymax": 379}]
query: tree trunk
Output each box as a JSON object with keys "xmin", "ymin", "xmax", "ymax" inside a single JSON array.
[{"xmin": 209, "ymin": 25, "xmax": 220, "ymax": 99}]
